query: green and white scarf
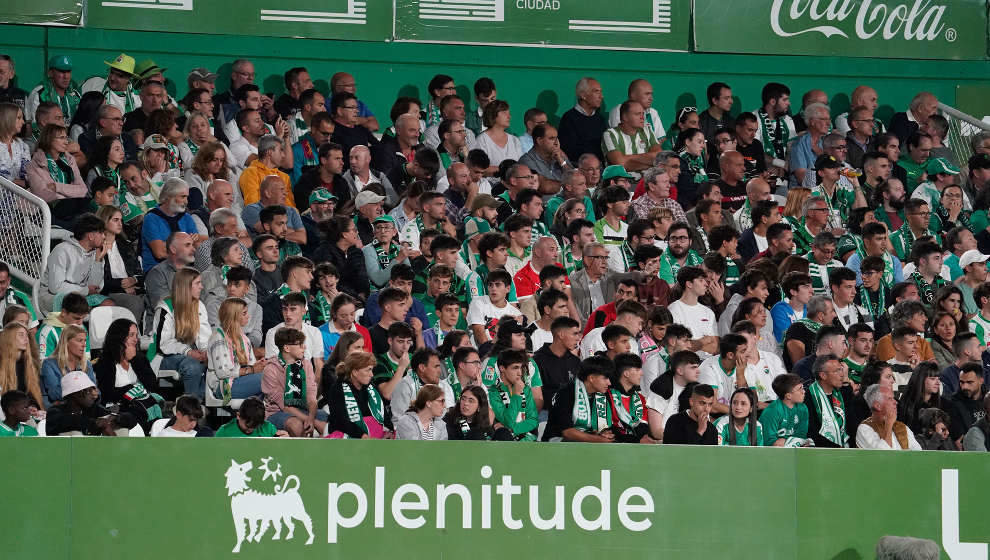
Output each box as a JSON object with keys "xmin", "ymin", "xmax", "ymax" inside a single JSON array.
[
  {"xmin": 372, "ymin": 239, "xmax": 399, "ymax": 270},
  {"xmin": 342, "ymin": 381, "xmax": 384, "ymax": 435},
  {"xmin": 859, "ymin": 285, "xmax": 885, "ymax": 320},
  {"xmin": 795, "ymin": 318, "xmax": 823, "ymax": 334},
  {"xmin": 572, "ymin": 380, "xmax": 612, "ymax": 433},
  {"xmin": 46, "ymin": 153, "xmax": 72, "ymax": 184},
  {"xmin": 38, "ymin": 80, "xmax": 81, "ymax": 120},
  {"xmin": 414, "ymin": 214, "xmax": 443, "ymax": 236},
  {"xmin": 184, "ymin": 138, "xmax": 200, "ymax": 157},
  {"xmin": 280, "ymin": 354, "xmax": 307, "ymax": 408},
  {"xmin": 609, "ymin": 388, "xmax": 645, "ymax": 429},
  {"xmin": 312, "ymin": 290, "xmax": 332, "ymax": 325},
  {"xmin": 681, "ymin": 151, "xmax": 708, "ymax": 186},
  {"xmin": 103, "ymin": 82, "xmax": 136, "ymax": 113},
  {"xmin": 759, "ymin": 108, "xmax": 789, "ymax": 159},
  {"xmin": 911, "ymin": 270, "xmax": 946, "ymax": 306},
  {"xmin": 807, "ymin": 381, "xmax": 847, "ymax": 447}
]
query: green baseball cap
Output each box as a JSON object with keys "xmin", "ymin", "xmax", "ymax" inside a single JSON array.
[
  {"xmin": 308, "ymin": 188, "xmax": 335, "ymax": 204},
  {"xmin": 601, "ymin": 165, "xmax": 633, "ymax": 181},
  {"xmin": 926, "ymin": 157, "xmax": 960, "ymax": 176},
  {"xmin": 373, "ymin": 215, "xmax": 395, "ymax": 225},
  {"xmin": 48, "ymin": 55, "xmax": 72, "ymax": 71}
]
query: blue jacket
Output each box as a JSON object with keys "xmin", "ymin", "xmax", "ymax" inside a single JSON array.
[
  {"xmin": 360, "ymin": 290, "xmax": 430, "ymax": 331},
  {"xmin": 40, "ymin": 358, "xmax": 96, "ymax": 409}
]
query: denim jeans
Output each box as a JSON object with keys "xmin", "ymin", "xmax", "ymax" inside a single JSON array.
[
  {"xmin": 231, "ymin": 373, "xmax": 263, "ymax": 399},
  {"xmin": 162, "ymin": 354, "xmax": 207, "ymax": 399}
]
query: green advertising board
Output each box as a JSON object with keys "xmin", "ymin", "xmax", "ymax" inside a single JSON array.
[
  {"xmin": 394, "ymin": 0, "xmax": 690, "ymax": 51},
  {"xmin": 694, "ymin": 0, "xmax": 988, "ymax": 60},
  {"xmin": 85, "ymin": 0, "xmax": 391, "ymax": 42},
  {"xmin": 3, "ymin": 438, "xmax": 990, "ymax": 559},
  {"xmin": 0, "ymin": 0, "xmax": 81, "ymax": 25}
]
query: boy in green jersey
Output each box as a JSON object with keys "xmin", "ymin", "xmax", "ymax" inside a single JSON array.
[{"xmin": 760, "ymin": 374, "xmax": 812, "ymax": 447}]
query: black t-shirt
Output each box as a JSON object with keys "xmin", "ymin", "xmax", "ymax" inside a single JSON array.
[
  {"xmin": 782, "ymin": 322, "xmax": 817, "ymax": 369},
  {"xmin": 370, "ymin": 324, "xmax": 390, "ymax": 355},
  {"xmin": 543, "ymin": 379, "xmax": 580, "ymax": 441},
  {"xmin": 533, "ymin": 345, "xmax": 582, "ymax": 411},
  {"xmin": 331, "ymin": 123, "xmax": 379, "ymax": 167},
  {"xmin": 717, "ymin": 179, "xmax": 747, "ymax": 213},
  {"xmin": 949, "ymin": 392, "xmax": 986, "ymax": 441},
  {"xmin": 737, "ymin": 140, "xmax": 768, "ymax": 179},
  {"xmin": 663, "ymin": 411, "xmax": 717, "ymax": 445},
  {"xmin": 123, "ymin": 108, "xmax": 150, "ymax": 133},
  {"xmin": 274, "ymin": 93, "xmax": 300, "ymax": 119},
  {"xmin": 253, "ymin": 268, "xmax": 282, "ymax": 301}
]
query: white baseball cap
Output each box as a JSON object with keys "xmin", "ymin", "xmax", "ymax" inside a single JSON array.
[
  {"xmin": 355, "ymin": 190, "xmax": 385, "ymax": 208},
  {"xmin": 61, "ymin": 371, "xmax": 96, "ymax": 396},
  {"xmin": 959, "ymin": 249, "xmax": 989, "ymax": 270}
]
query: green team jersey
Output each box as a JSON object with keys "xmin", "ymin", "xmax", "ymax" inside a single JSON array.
[
  {"xmin": 2, "ymin": 287, "xmax": 38, "ymax": 323},
  {"xmin": 714, "ymin": 416, "xmax": 764, "ymax": 446},
  {"xmin": 465, "ymin": 263, "xmax": 518, "ymax": 304},
  {"xmin": 889, "ymin": 222, "xmax": 939, "ymax": 262},
  {"xmin": 804, "ymin": 252, "xmax": 843, "ymax": 297},
  {"xmin": 0, "ymin": 422, "xmax": 38, "ymax": 437},
  {"xmin": 544, "ymin": 195, "xmax": 595, "ymax": 229},
  {"xmin": 412, "ymin": 262, "xmax": 468, "ymax": 307},
  {"xmin": 593, "ymin": 217, "xmax": 627, "ymax": 247},
  {"xmin": 724, "ymin": 257, "xmax": 741, "ymax": 287},
  {"xmin": 897, "ymin": 158, "xmax": 927, "ymax": 194},
  {"xmin": 373, "ymin": 352, "xmax": 404, "ymax": 384},
  {"xmin": 214, "ymin": 419, "xmax": 278, "ymax": 437},
  {"xmin": 759, "ymin": 399, "xmax": 810, "ymax": 447},
  {"xmin": 658, "ymin": 248, "xmax": 702, "ymax": 284},
  {"xmin": 562, "ymin": 250, "xmax": 584, "ymax": 276},
  {"xmin": 37, "ymin": 321, "xmax": 90, "ymax": 359},
  {"xmin": 970, "ymin": 313, "xmax": 990, "ymax": 346},
  {"xmin": 480, "ymin": 356, "xmax": 543, "ymax": 389},
  {"xmin": 487, "ymin": 381, "xmax": 538, "ymax": 439},
  {"xmin": 843, "ymin": 357, "xmax": 867, "ymax": 383},
  {"xmin": 416, "ymin": 292, "xmax": 467, "ymax": 331},
  {"xmin": 788, "ymin": 217, "xmax": 816, "ymax": 256}
]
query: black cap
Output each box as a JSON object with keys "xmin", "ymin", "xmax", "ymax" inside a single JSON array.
[{"xmin": 814, "ymin": 154, "xmax": 841, "ymax": 171}]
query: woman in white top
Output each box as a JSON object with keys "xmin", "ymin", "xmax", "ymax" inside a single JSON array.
[
  {"xmin": 94, "ymin": 205, "xmax": 144, "ymax": 321},
  {"xmin": 207, "ymin": 298, "xmax": 264, "ymax": 405},
  {"xmin": 180, "ymin": 119, "xmax": 242, "ymax": 210},
  {"xmin": 395, "ymin": 383, "xmax": 449, "ymax": 440},
  {"xmin": 0, "ymin": 103, "xmax": 30, "ymax": 186},
  {"xmin": 148, "ymin": 267, "xmax": 211, "ymax": 400},
  {"xmin": 473, "ymin": 100, "xmax": 522, "ymax": 171},
  {"xmin": 93, "ymin": 318, "xmax": 164, "ymax": 432},
  {"xmin": 141, "ymin": 134, "xmax": 180, "ymax": 200}
]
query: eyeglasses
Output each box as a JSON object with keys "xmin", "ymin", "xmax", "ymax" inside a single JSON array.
[
  {"xmin": 463, "ymin": 360, "xmax": 482, "ymax": 366},
  {"xmin": 832, "ymin": 145, "xmax": 848, "ymax": 151},
  {"xmin": 586, "ymin": 255, "xmax": 609, "ymax": 261}
]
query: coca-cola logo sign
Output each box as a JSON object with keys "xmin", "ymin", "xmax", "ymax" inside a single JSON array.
[{"xmin": 770, "ymin": 0, "xmax": 953, "ymax": 42}]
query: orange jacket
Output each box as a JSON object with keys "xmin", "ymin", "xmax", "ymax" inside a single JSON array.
[{"xmin": 238, "ymin": 159, "xmax": 296, "ymax": 209}]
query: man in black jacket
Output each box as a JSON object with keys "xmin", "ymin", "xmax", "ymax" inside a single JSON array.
[{"xmin": 46, "ymin": 371, "xmax": 135, "ymax": 436}]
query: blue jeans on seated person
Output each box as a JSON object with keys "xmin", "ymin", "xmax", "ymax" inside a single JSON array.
[
  {"xmin": 230, "ymin": 373, "xmax": 263, "ymax": 399},
  {"xmin": 162, "ymin": 354, "xmax": 207, "ymax": 399},
  {"xmin": 269, "ymin": 407, "xmax": 330, "ymax": 430}
]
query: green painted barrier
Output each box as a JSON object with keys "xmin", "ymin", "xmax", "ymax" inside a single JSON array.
[
  {"xmin": 0, "ymin": 0, "xmax": 80, "ymax": 26},
  {"xmin": 3, "ymin": 438, "xmax": 990, "ymax": 558}
]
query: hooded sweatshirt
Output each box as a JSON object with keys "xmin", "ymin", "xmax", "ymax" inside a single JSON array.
[
  {"xmin": 37, "ymin": 312, "xmax": 90, "ymax": 359},
  {"xmin": 40, "ymin": 237, "xmax": 103, "ymax": 313}
]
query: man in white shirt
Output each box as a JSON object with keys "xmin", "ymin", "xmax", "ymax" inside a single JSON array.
[
  {"xmin": 667, "ymin": 266, "xmax": 719, "ymax": 357},
  {"xmin": 389, "ymin": 348, "xmax": 455, "ymax": 425},
  {"xmin": 698, "ymin": 334, "xmax": 749, "ymax": 415},
  {"xmin": 829, "ymin": 267, "xmax": 872, "ymax": 331},
  {"xmin": 607, "ymin": 79, "xmax": 665, "ymax": 145},
  {"xmin": 580, "ymin": 300, "xmax": 646, "ymax": 358},
  {"xmin": 856, "ymin": 384, "xmax": 921, "ymax": 450},
  {"xmin": 645, "ymin": 350, "xmax": 701, "ymax": 438},
  {"xmin": 264, "ymin": 292, "xmax": 324, "ymax": 376},
  {"xmin": 466, "ymin": 269, "xmax": 522, "ymax": 345}
]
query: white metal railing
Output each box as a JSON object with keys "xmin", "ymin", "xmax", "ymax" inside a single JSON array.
[
  {"xmin": 938, "ymin": 102, "xmax": 990, "ymax": 167},
  {"xmin": 0, "ymin": 177, "xmax": 53, "ymax": 307}
]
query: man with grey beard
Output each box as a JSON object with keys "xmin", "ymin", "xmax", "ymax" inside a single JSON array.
[
  {"xmin": 143, "ymin": 231, "xmax": 197, "ymax": 331},
  {"xmin": 301, "ymin": 188, "xmax": 337, "ymax": 259},
  {"xmin": 140, "ymin": 177, "xmax": 201, "ymax": 273}
]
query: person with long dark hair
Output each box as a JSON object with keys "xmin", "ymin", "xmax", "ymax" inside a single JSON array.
[
  {"xmin": 846, "ymin": 360, "xmax": 897, "ymax": 446},
  {"xmin": 444, "ymin": 385, "xmax": 509, "ymax": 440},
  {"xmin": 897, "ymin": 361, "xmax": 950, "ymax": 434},
  {"xmin": 93, "ymin": 318, "xmax": 163, "ymax": 431},
  {"xmin": 674, "ymin": 127, "xmax": 708, "ymax": 209},
  {"xmin": 928, "ymin": 310, "xmax": 958, "ymax": 371},
  {"xmin": 313, "ymin": 215, "xmax": 369, "ymax": 301},
  {"xmin": 715, "ymin": 387, "xmax": 764, "ymax": 446}
]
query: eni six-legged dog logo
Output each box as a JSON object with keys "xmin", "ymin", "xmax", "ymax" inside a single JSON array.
[{"xmin": 224, "ymin": 457, "xmax": 314, "ymax": 553}]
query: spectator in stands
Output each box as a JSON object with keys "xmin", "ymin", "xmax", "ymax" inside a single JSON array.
[
  {"xmin": 390, "ymin": 347, "xmax": 454, "ymax": 426},
  {"xmin": 122, "ymin": 81, "xmax": 164, "ymax": 138},
  {"xmin": 215, "ymin": 395, "xmax": 284, "ymax": 437},
  {"xmin": 890, "ymin": 91, "xmax": 938, "ymax": 146},
  {"xmin": 313, "ymin": 216, "xmax": 368, "ymax": 301},
  {"xmin": 206, "ymin": 298, "xmax": 264, "ymax": 405},
  {"xmin": 24, "ymin": 55, "xmax": 80, "ymax": 124},
  {"xmin": 36, "ymin": 293, "xmax": 88, "ymax": 363},
  {"xmin": 148, "ymin": 267, "xmax": 210, "ymax": 399},
  {"xmin": 467, "ymin": 269, "xmax": 521, "ymax": 345},
  {"xmin": 962, "ymin": 393, "xmax": 990, "ymax": 451},
  {"xmin": 372, "ymin": 320, "xmax": 414, "ymax": 401},
  {"xmin": 139, "ymin": 134, "xmax": 181, "ymax": 197},
  {"xmin": 229, "ymin": 107, "xmax": 265, "ymax": 169},
  {"xmin": 362, "ymin": 263, "xmax": 429, "ymax": 332},
  {"xmin": 263, "ymin": 326, "xmax": 327, "ymax": 437},
  {"xmin": 92, "ymin": 205, "xmax": 144, "ymax": 321},
  {"xmin": 295, "ymin": 142, "xmax": 350, "ymax": 215},
  {"xmin": 0, "ymin": 263, "xmax": 38, "ymax": 327},
  {"xmin": 93, "ymin": 318, "xmax": 162, "ymax": 430},
  {"xmin": 84, "ymin": 135, "xmax": 124, "ymax": 191},
  {"xmin": 948, "ymin": 362, "xmax": 985, "ymax": 447},
  {"xmin": 290, "ymin": 111, "xmax": 332, "ymax": 185},
  {"xmin": 39, "ymin": 324, "xmax": 94, "ymax": 408},
  {"xmin": 143, "ymin": 231, "xmax": 193, "ymax": 327},
  {"xmin": 240, "ymin": 136, "xmax": 297, "ymax": 213},
  {"xmin": 804, "ymin": 353, "xmax": 850, "ymax": 448},
  {"xmin": 0, "ymin": 321, "xmax": 42, "ymax": 412},
  {"xmin": 140, "ymin": 178, "xmax": 200, "ymax": 273},
  {"xmin": 674, "ymin": 128, "xmax": 709, "ymax": 209},
  {"xmin": 473, "ymin": 99, "xmax": 520, "ymax": 169},
  {"xmin": 781, "ymin": 294, "xmax": 834, "ymax": 369},
  {"xmin": 0, "ymin": 390, "xmax": 37, "ymax": 437},
  {"xmin": 897, "ymin": 361, "xmax": 949, "ymax": 434},
  {"xmin": 343, "ymin": 144, "xmax": 397, "ymax": 207},
  {"xmin": 205, "ymin": 266, "xmax": 261, "ymax": 349},
  {"xmin": 184, "ymin": 141, "xmax": 236, "ymax": 212},
  {"xmin": 531, "ymin": 316, "xmax": 582, "ymax": 410},
  {"xmin": 663, "ymin": 383, "xmax": 717, "ymax": 445},
  {"xmin": 757, "ymin": 373, "xmax": 810, "ymax": 446},
  {"xmin": 737, "ymin": 199, "xmax": 778, "ymax": 264},
  {"xmin": 326, "ymin": 351, "xmax": 387, "ymax": 438},
  {"xmin": 436, "ymin": 118, "xmax": 469, "ymax": 171},
  {"xmin": 714, "ymin": 388, "xmax": 763, "ymax": 446},
  {"xmin": 581, "ymin": 299, "xmax": 646, "ymax": 358},
  {"xmin": 309, "ymin": 262, "xmax": 341, "ymax": 326},
  {"xmin": 423, "ymin": 293, "xmax": 461, "ymax": 350},
  {"xmin": 39, "ymin": 213, "xmax": 108, "ymax": 313},
  {"xmin": 445, "ymin": 385, "xmax": 501, "ymax": 441},
  {"xmin": 395, "ymin": 384, "xmax": 449, "ymax": 441},
  {"xmin": 243, "ymin": 176, "xmax": 305, "ymax": 245},
  {"xmin": 483, "ymin": 349, "xmax": 536, "ymax": 441},
  {"xmin": 558, "ymin": 77, "xmax": 606, "ymax": 163},
  {"xmin": 668, "ymin": 266, "xmax": 719, "ymax": 356},
  {"xmin": 326, "ymin": 72, "xmax": 377, "ymax": 132},
  {"xmin": 25, "ymin": 123, "xmax": 87, "ymax": 219},
  {"xmin": 45, "ymin": 370, "xmax": 127, "ymax": 436},
  {"xmin": 330, "ymin": 92, "xmax": 378, "ymax": 165},
  {"xmin": 153, "ymin": 394, "xmax": 212, "ymax": 437},
  {"xmin": 401, "ymin": 191, "xmax": 454, "ymax": 251},
  {"xmin": 843, "ymin": 323, "xmax": 876, "ymax": 383},
  {"xmin": 545, "ymin": 169, "xmax": 594, "ymax": 230},
  {"xmin": 192, "ymin": 203, "xmax": 251, "ymax": 272},
  {"xmin": 857, "ymin": 384, "xmax": 921, "ymax": 450},
  {"xmin": 606, "ymin": 353, "xmax": 655, "ymax": 443},
  {"xmin": 78, "ymin": 105, "xmax": 137, "ymax": 162},
  {"xmin": 602, "ymin": 100, "xmax": 662, "ymax": 174}
]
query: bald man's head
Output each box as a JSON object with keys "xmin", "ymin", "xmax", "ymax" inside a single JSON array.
[
  {"xmin": 851, "ymin": 86, "xmax": 878, "ymax": 111},
  {"xmin": 745, "ymin": 177, "xmax": 772, "ymax": 203},
  {"xmin": 719, "ymin": 151, "xmax": 745, "ymax": 183}
]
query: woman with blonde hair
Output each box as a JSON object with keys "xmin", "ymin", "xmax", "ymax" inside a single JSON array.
[
  {"xmin": 178, "ymin": 113, "xmax": 229, "ymax": 172},
  {"xmin": 206, "ymin": 297, "xmax": 264, "ymax": 405},
  {"xmin": 39, "ymin": 324, "xmax": 95, "ymax": 408},
  {"xmin": 395, "ymin": 384, "xmax": 449, "ymax": 440},
  {"xmin": 782, "ymin": 187, "xmax": 812, "ymax": 219},
  {"xmin": 0, "ymin": 321, "xmax": 43, "ymax": 413},
  {"xmin": 147, "ymin": 267, "xmax": 210, "ymax": 399},
  {"xmin": 0, "ymin": 103, "xmax": 30, "ymax": 187},
  {"xmin": 326, "ymin": 350, "xmax": 387, "ymax": 439}
]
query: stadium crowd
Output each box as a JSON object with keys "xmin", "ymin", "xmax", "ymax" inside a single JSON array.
[{"xmin": 1, "ymin": 51, "xmax": 990, "ymax": 449}]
